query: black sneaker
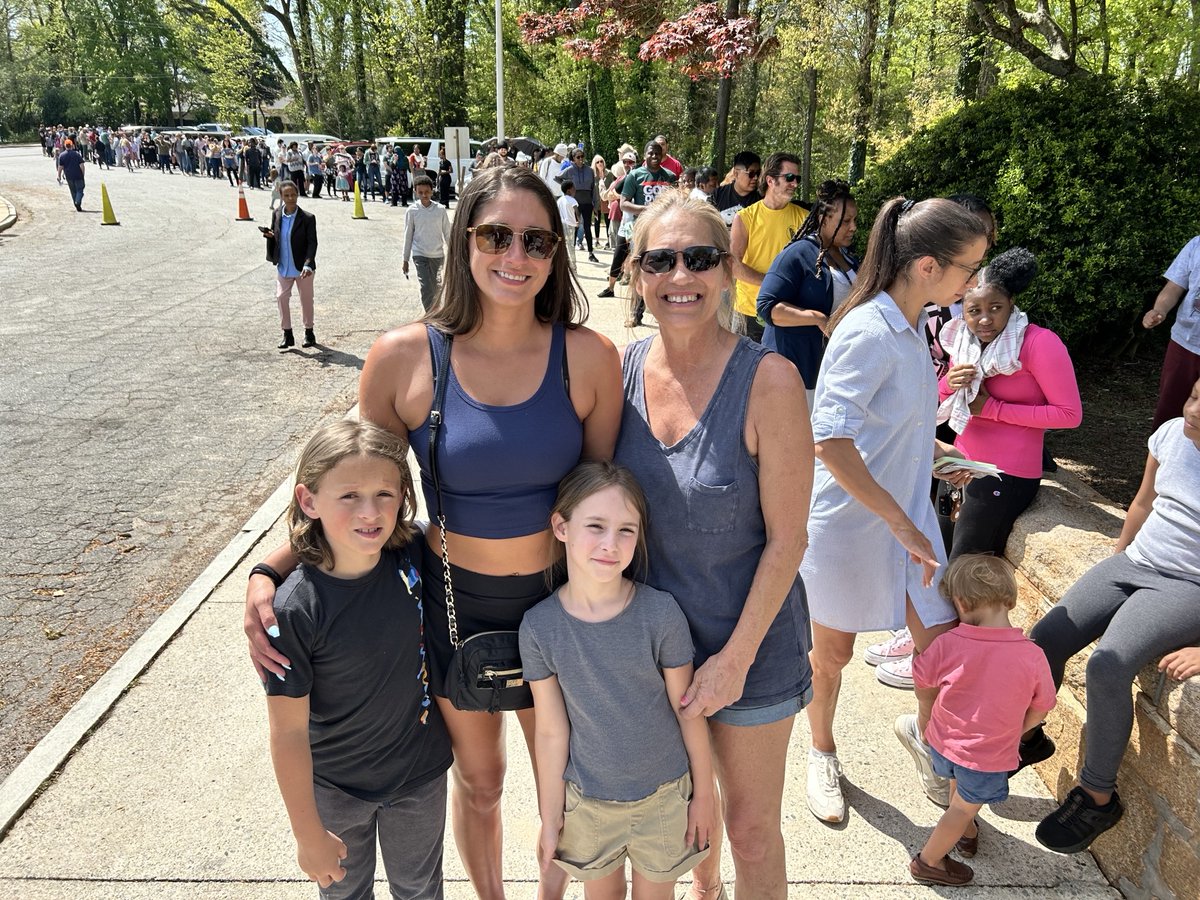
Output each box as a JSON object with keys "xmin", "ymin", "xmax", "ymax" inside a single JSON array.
[
  {"xmin": 1009, "ymin": 725, "xmax": 1056, "ymax": 777},
  {"xmin": 1036, "ymin": 787, "xmax": 1124, "ymax": 853},
  {"xmin": 597, "ymin": 287, "xmax": 615, "ymax": 298}
]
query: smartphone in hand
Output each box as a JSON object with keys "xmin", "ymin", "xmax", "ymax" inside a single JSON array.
[{"xmin": 259, "ymin": 226, "xmax": 272, "ymax": 236}]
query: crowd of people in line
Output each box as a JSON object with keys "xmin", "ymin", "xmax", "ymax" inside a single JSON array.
[
  {"xmin": 40, "ymin": 123, "xmax": 460, "ymax": 212},
  {"xmin": 37, "ymin": 120, "xmax": 1200, "ymax": 897}
]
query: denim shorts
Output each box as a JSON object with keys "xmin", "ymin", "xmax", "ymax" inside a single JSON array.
[
  {"xmin": 707, "ymin": 684, "xmax": 812, "ymax": 727},
  {"xmin": 929, "ymin": 745, "xmax": 1009, "ymax": 805}
]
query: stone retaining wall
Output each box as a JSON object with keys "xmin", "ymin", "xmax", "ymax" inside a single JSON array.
[{"xmin": 1006, "ymin": 471, "xmax": 1200, "ymax": 899}]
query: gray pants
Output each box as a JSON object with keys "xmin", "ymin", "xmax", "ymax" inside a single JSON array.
[
  {"xmin": 1030, "ymin": 553, "xmax": 1200, "ymax": 794},
  {"xmin": 413, "ymin": 256, "xmax": 443, "ymax": 312},
  {"xmin": 313, "ymin": 772, "xmax": 447, "ymax": 900}
]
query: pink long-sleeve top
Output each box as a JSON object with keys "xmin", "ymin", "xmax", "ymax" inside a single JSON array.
[{"xmin": 938, "ymin": 323, "xmax": 1083, "ymax": 479}]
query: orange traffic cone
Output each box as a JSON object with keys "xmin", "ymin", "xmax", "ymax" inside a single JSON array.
[{"xmin": 236, "ymin": 182, "xmax": 253, "ymax": 221}]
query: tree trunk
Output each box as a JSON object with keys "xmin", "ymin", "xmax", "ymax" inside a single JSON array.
[
  {"xmin": 429, "ymin": 0, "xmax": 467, "ymax": 126},
  {"xmin": 801, "ymin": 67, "xmax": 817, "ymax": 203},
  {"xmin": 872, "ymin": 0, "xmax": 897, "ymax": 124},
  {"xmin": 294, "ymin": 0, "xmax": 320, "ymax": 116},
  {"xmin": 957, "ymin": 3, "xmax": 983, "ymax": 98},
  {"xmin": 1188, "ymin": 0, "xmax": 1199, "ymax": 87},
  {"xmin": 350, "ymin": 0, "xmax": 369, "ymax": 135},
  {"xmin": 711, "ymin": 0, "xmax": 739, "ymax": 173},
  {"xmin": 744, "ymin": 59, "xmax": 760, "ymax": 141},
  {"xmin": 848, "ymin": 0, "xmax": 878, "ymax": 184}
]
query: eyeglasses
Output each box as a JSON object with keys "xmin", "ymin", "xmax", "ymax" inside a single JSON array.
[
  {"xmin": 467, "ymin": 223, "xmax": 561, "ymax": 259},
  {"xmin": 771, "ymin": 173, "xmax": 800, "ymax": 183},
  {"xmin": 739, "ymin": 167, "xmax": 761, "ymax": 179},
  {"xmin": 633, "ymin": 246, "xmax": 728, "ymax": 275},
  {"xmin": 944, "ymin": 259, "xmax": 985, "ymax": 281}
]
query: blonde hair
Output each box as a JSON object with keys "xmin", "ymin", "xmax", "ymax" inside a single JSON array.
[
  {"xmin": 289, "ymin": 420, "xmax": 418, "ymax": 569},
  {"xmin": 549, "ymin": 461, "xmax": 650, "ymax": 586},
  {"xmin": 626, "ymin": 190, "xmax": 735, "ymax": 331},
  {"xmin": 938, "ymin": 554, "xmax": 1018, "ymax": 613}
]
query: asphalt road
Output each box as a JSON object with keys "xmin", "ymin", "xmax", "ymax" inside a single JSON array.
[{"xmin": 0, "ymin": 145, "xmax": 428, "ymax": 781}]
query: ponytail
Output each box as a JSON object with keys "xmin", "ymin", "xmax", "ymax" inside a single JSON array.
[{"xmin": 827, "ymin": 196, "xmax": 989, "ymax": 334}]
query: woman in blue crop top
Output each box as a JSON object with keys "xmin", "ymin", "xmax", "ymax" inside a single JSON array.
[{"xmin": 245, "ymin": 166, "xmax": 623, "ymax": 899}]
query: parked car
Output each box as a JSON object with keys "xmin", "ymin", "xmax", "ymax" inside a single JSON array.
[{"xmin": 196, "ymin": 122, "xmax": 233, "ymax": 133}]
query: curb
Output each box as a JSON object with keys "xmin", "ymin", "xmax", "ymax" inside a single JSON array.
[
  {"xmin": 0, "ymin": 194, "xmax": 16, "ymax": 233},
  {"xmin": 0, "ymin": 474, "xmax": 294, "ymax": 835}
]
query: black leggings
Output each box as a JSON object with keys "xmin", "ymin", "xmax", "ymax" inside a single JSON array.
[
  {"xmin": 609, "ymin": 234, "xmax": 630, "ymax": 279},
  {"xmin": 576, "ymin": 203, "xmax": 594, "ymax": 253},
  {"xmin": 945, "ymin": 472, "xmax": 1042, "ymax": 559}
]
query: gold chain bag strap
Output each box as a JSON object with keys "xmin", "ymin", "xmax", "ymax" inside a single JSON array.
[{"xmin": 427, "ymin": 330, "xmax": 533, "ymax": 713}]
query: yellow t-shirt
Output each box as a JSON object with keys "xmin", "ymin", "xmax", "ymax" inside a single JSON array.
[{"xmin": 734, "ymin": 201, "xmax": 809, "ymax": 317}]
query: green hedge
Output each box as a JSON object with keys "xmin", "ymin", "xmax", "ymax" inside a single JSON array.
[{"xmin": 856, "ymin": 78, "xmax": 1200, "ymax": 353}]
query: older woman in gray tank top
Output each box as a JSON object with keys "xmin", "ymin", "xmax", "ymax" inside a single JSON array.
[
  {"xmin": 244, "ymin": 167, "xmax": 624, "ymax": 900},
  {"xmin": 614, "ymin": 191, "xmax": 814, "ymax": 899}
]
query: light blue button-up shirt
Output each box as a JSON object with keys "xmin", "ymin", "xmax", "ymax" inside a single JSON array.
[
  {"xmin": 277, "ymin": 210, "xmax": 301, "ymax": 279},
  {"xmin": 801, "ymin": 291, "xmax": 955, "ymax": 633}
]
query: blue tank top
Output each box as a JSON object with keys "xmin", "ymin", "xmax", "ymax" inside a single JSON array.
[
  {"xmin": 614, "ymin": 335, "xmax": 813, "ymax": 708},
  {"xmin": 408, "ymin": 323, "xmax": 584, "ymax": 539}
]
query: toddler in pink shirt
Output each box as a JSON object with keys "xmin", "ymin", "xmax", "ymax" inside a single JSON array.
[{"xmin": 907, "ymin": 555, "xmax": 1057, "ymax": 887}]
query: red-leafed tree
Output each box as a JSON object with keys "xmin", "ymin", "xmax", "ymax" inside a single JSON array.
[{"xmin": 519, "ymin": 1, "xmax": 773, "ymax": 169}]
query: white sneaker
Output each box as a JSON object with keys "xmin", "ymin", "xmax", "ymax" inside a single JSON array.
[
  {"xmin": 806, "ymin": 750, "xmax": 846, "ymax": 823},
  {"xmin": 876, "ymin": 653, "xmax": 915, "ymax": 690},
  {"xmin": 864, "ymin": 627, "xmax": 914, "ymax": 665},
  {"xmin": 894, "ymin": 714, "xmax": 951, "ymax": 807}
]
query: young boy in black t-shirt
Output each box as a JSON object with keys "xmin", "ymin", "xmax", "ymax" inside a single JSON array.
[{"xmin": 264, "ymin": 420, "xmax": 451, "ymax": 899}]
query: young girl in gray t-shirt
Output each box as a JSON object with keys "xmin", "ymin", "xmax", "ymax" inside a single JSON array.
[{"xmin": 519, "ymin": 461, "xmax": 713, "ymax": 898}]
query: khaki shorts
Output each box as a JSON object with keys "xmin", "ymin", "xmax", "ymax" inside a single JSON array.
[{"xmin": 553, "ymin": 773, "xmax": 710, "ymax": 883}]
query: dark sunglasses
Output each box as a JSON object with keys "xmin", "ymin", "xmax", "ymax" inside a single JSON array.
[
  {"xmin": 633, "ymin": 245, "xmax": 728, "ymax": 275},
  {"xmin": 772, "ymin": 172, "xmax": 800, "ymax": 183},
  {"xmin": 467, "ymin": 223, "xmax": 561, "ymax": 259}
]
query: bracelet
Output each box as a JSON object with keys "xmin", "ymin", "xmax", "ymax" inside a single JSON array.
[{"xmin": 249, "ymin": 563, "xmax": 283, "ymax": 588}]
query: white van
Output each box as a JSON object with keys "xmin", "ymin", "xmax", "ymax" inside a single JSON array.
[{"xmin": 376, "ymin": 136, "xmax": 485, "ymax": 192}]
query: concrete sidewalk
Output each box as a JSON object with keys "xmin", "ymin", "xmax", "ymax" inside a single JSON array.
[{"xmin": 0, "ymin": 489, "xmax": 1120, "ymax": 898}]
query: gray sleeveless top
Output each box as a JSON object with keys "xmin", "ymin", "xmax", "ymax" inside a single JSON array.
[{"xmin": 614, "ymin": 335, "xmax": 813, "ymax": 709}]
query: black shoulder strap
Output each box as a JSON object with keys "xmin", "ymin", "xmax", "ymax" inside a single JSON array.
[{"xmin": 427, "ymin": 329, "xmax": 453, "ymax": 523}]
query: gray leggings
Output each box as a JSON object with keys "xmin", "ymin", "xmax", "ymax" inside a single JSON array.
[{"xmin": 1030, "ymin": 553, "xmax": 1200, "ymax": 794}]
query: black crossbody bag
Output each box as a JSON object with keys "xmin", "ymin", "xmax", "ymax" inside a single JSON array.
[{"xmin": 427, "ymin": 331, "xmax": 534, "ymax": 713}]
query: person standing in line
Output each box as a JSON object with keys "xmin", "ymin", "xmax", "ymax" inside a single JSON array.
[
  {"xmin": 557, "ymin": 181, "xmax": 580, "ymax": 273},
  {"xmin": 56, "ymin": 139, "xmax": 86, "ymax": 211},
  {"xmin": 757, "ymin": 179, "xmax": 860, "ymax": 407},
  {"xmin": 563, "ymin": 148, "xmax": 598, "ymax": 263},
  {"xmin": 712, "ymin": 151, "xmax": 763, "ymax": 227},
  {"xmin": 538, "ymin": 143, "xmax": 567, "ymax": 199},
  {"xmin": 221, "ymin": 138, "xmax": 239, "ymax": 186},
  {"xmin": 307, "ymin": 144, "xmax": 324, "ymax": 199},
  {"xmin": 287, "ymin": 142, "xmax": 307, "ymax": 194},
  {"xmin": 244, "ymin": 140, "xmax": 263, "ymax": 190},
  {"xmin": 592, "ymin": 154, "xmax": 613, "ymax": 248},
  {"xmin": 653, "ymin": 134, "xmax": 683, "ymax": 177},
  {"xmin": 597, "ymin": 151, "xmax": 638, "ymax": 299},
  {"xmin": 437, "ymin": 146, "xmax": 453, "ymax": 207},
  {"xmin": 617, "ymin": 141, "xmax": 678, "ymax": 326},
  {"xmin": 408, "ymin": 144, "xmax": 426, "ymax": 181},
  {"xmin": 403, "ymin": 175, "xmax": 452, "ymax": 313},
  {"xmin": 262, "ymin": 181, "xmax": 319, "ymax": 350},
  {"xmin": 1144, "ymin": 234, "xmax": 1200, "ymax": 430},
  {"xmin": 730, "ymin": 152, "xmax": 808, "ymax": 342}
]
